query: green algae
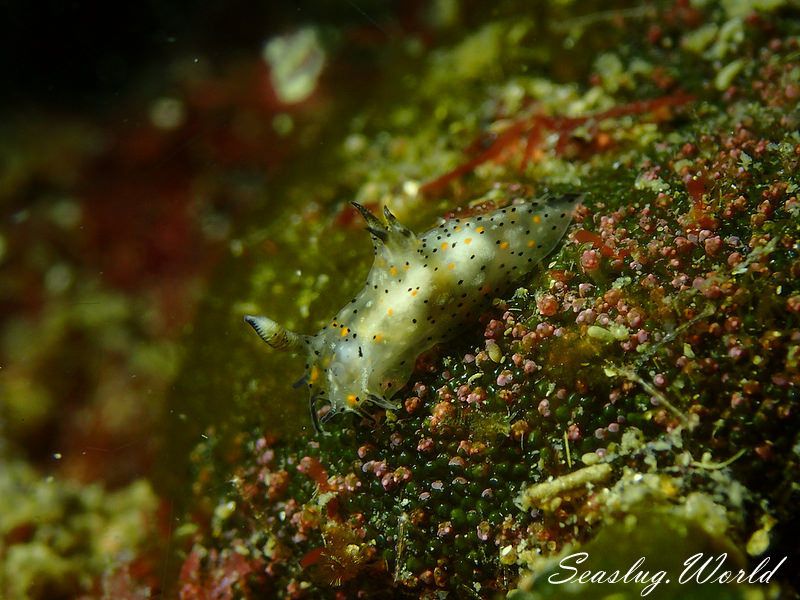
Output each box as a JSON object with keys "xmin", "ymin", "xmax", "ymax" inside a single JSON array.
[{"xmin": 162, "ymin": 1, "xmax": 800, "ymax": 598}]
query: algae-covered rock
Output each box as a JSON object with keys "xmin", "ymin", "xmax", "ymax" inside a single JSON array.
[{"xmin": 172, "ymin": 1, "xmax": 800, "ymax": 597}]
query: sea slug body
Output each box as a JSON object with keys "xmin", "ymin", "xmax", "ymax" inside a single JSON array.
[{"xmin": 246, "ymin": 193, "xmax": 581, "ymax": 431}]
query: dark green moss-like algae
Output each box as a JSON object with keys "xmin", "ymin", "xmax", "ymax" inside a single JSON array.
[{"xmin": 177, "ymin": 2, "xmax": 800, "ymax": 598}]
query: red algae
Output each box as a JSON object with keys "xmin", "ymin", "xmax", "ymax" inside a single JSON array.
[{"xmin": 421, "ymin": 92, "xmax": 694, "ymax": 196}]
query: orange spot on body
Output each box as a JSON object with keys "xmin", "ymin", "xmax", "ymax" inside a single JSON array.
[
  {"xmin": 389, "ymin": 266, "xmax": 398, "ymax": 276},
  {"xmin": 387, "ymin": 308, "xmax": 394, "ymax": 316},
  {"xmin": 527, "ymin": 240, "xmax": 537, "ymax": 248},
  {"xmin": 464, "ymin": 238, "xmax": 473, "ymax": 245},
  {"xmin": 374, "ymin": 333, "xmax": 383, "ymax": 342},
  {"xmin": 476, "ymin": 226, "xmax": 485, "ymax": 234},
  {"xmin": 532, "ymin": 215, "xmax": 542, "ymax": 224},
  {"xmin": 500, "ymin": 241, "xmax": 509, "ymax": 250},
  {"xmin": 340, "ymin": 327, "xmax": 350, "ymax": 337},
  {"xmin": 441, "ymin": 242, "xmax": 449, "ymax": 250},
  {"xmin": 347, "ymin": 394, "xmax": 358, "ymax": 407},
  {"xmin": 448, "ymin": 262, "xmax": 455, "ymax": 270}
]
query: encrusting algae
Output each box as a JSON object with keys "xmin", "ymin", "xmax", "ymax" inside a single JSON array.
[{"xmin": 177, "ymin": 1, "xmax": 800, "ymax": 598}]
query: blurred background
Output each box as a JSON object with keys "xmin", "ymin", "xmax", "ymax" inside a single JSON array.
[{"xmin": 1, "ymin": 0, "xmax": 399, "ymax": 485}]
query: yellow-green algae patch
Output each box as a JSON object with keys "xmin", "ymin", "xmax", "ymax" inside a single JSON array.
[{"xmin": 0, "ymin": 459, "xmax": 160, "ymax": 599}]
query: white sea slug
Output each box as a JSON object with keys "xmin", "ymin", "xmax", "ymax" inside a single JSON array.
[{"xmin": 245, "ymin": 193, "xmax": 581, "ymax": 431}]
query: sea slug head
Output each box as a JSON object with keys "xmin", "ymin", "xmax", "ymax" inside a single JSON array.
[
  {"xmin": 305, "ymin": 334, "xmax": 368, "ymax": 426},
  {"xmin": 244, "ymin": 313, "xmax": 375, "ymax": 433}
]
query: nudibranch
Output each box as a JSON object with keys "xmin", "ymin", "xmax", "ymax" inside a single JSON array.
[{"xmin": 246, "ymin": 193, "xmax": 581, "ymax": 432}]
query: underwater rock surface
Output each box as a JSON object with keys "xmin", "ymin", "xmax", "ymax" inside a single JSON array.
[
  {"xmin": 177, "ymin": 1, "xmax": 800, "ymax": 598},
  {"xmin": 5, "ymin": 1, "xmax": 795, "ymax": 598}
]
